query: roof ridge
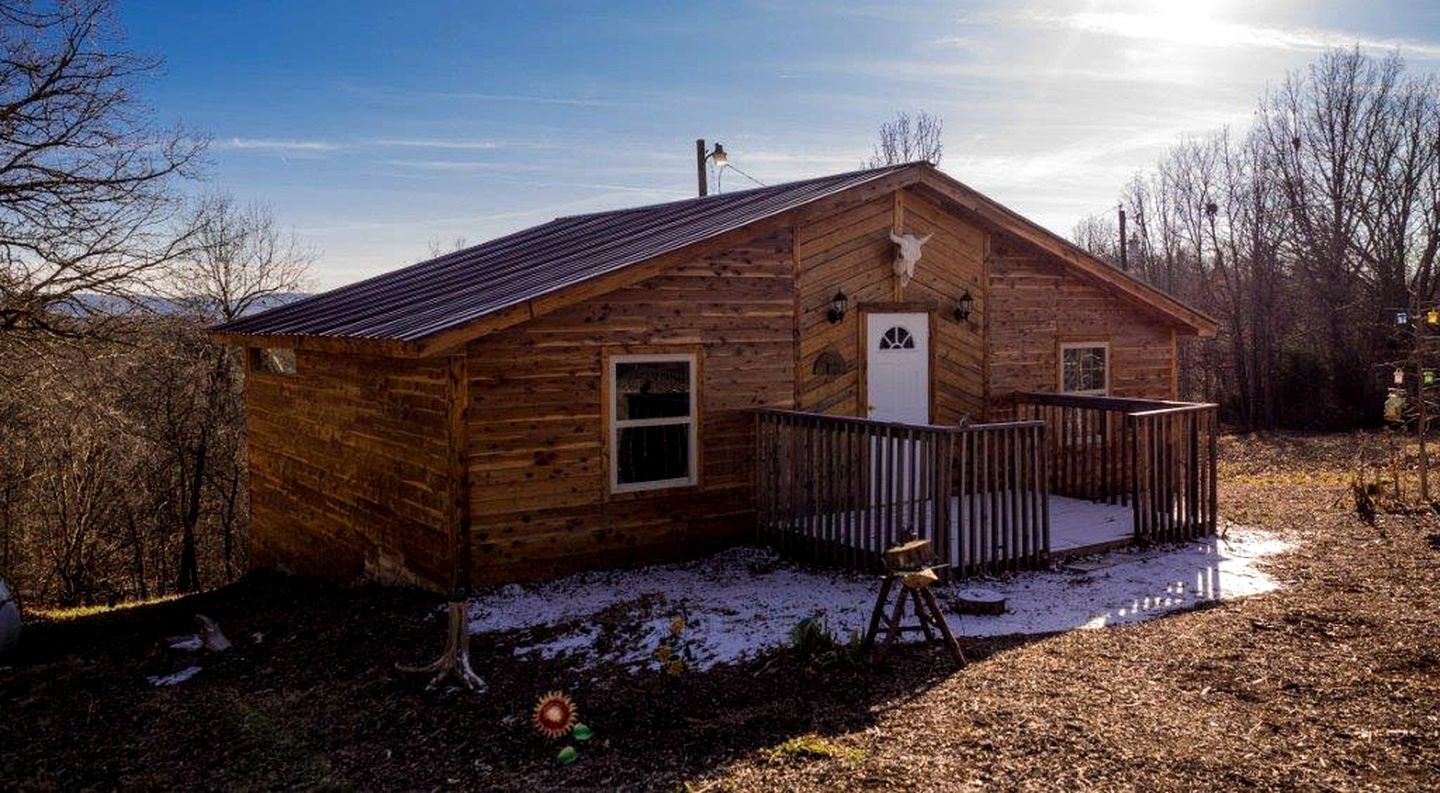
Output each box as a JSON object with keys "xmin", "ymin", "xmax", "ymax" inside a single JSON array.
[
  {"xmin": 551, "ymin": 162, "xmax": 917, "ymax": 222},
  {"xmin": 210, "ymin": 162, "xmax": 938, "ymax": 343}
]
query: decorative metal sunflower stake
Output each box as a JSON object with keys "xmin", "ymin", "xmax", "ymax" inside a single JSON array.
[{"xmin": 532, "ymin": 691, "xmax": 578, "ymax": 739}]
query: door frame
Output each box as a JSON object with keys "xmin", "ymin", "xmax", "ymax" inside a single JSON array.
[{"xmin": 858, "ymin": 302, "xmax": 937, "ymax": 424}]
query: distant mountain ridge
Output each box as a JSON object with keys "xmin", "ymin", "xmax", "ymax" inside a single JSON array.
[{"xmin": 61, "ymin": 292, "xmax": 309, "ymax": 319}]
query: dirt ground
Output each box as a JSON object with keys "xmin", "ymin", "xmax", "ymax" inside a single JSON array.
[{"xmin": 2, "ymin": 432, "xmax": 1438, "ymax": 791}]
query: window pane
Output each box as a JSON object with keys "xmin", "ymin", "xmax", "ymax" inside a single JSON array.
[
  {"xmin": 615, "ymin": 361, "xmax": 690, "ymax": 420},
  {"xmin": 617, "ymin": 423, "xmax": 690, "ymax": 485},
  {"xmin": 253, "ymin": 347, "xmax": 297, "ymax": 376},
  {"xmin": 1062, "ymin": 347, "xmax": 1106, "ymax": 393}
]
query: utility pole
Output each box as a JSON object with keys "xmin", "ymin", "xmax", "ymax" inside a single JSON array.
[
  {"xmin": 1118, "ymin": 204, "xmax": 1128, "ymax": 271},
  {"xmin": 696, "ymin": 138, "xmax": 708, "ymax": 197},
  {"xmin": 1412, "ymin": 297, "xmax": 1432, "ymax": 501}
]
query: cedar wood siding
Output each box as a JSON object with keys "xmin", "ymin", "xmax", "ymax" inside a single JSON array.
[
  {"xmin": 795, "ymin": 187, "xmax": 986, "ymax": 423},
  {"xmin": 986, "ymin": 242, "xmax": 1178, "ymax": 417},
  {"xmin": 240, "ymin": 180, "xmax": 1187, "ymax": 591},
  {"xmin": 245, "ymin": 351, "xmax": 454, "ymax": 589},
  {"xmin": 463, "ymin": 228, "xmax": 795, "ymax": 585}
]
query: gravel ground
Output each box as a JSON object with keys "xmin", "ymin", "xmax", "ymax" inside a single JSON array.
[{"xmin": 2, "ymin": 432, "xmax": 1437, "ymax": 791}]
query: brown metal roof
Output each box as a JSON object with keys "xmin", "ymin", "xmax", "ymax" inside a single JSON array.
[{"xmin": 214, "ymin": 163, "xmax": 915, "ymax": 343}]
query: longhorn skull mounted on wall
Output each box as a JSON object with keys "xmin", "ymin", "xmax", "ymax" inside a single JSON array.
[{"xmin": 889, "ymin": 230, "xmax": 933, "ymax": 288}]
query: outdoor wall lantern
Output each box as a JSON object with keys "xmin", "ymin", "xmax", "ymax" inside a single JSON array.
[
  {"xmin": 954, "ymin": 290, "xmax": 974, "ymax": 323},
  {"xmin": 827, "ymin": 289, "xmax": 849, "ymax": 324}
]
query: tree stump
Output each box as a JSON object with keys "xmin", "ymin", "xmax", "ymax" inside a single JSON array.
[{"xmin": 954, "ymin": 588, "xmax": 1006, "ymax": 615}]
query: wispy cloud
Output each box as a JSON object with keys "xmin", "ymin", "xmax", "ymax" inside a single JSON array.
[
  {"xmin": 438, "ymin": 91, "xmax": 627, "ymax": 107},
  {"xmin": 1023, "ymin": 10, "xmax": 1440, "ymax": 59},
  {"xmin": 217, "ymin": 137, "xmax": 340, "ymax": 152},
  {"xmin": 376, "ymin": 159, "xmax": 549, "ymax": 173},
  {"xmin": 351, "ymin": 86, "xmax": 630, "ymax": 108},
  {"xmin": 373, "ymin": 138, "xmax": 502, "ymax": 150}
]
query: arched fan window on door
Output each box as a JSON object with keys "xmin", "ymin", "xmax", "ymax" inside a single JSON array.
[{"xmin": 878, "ymin": 326, "xmax": 916, "ymax": 350}]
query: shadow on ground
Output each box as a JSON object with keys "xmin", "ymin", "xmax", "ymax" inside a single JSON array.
[{"xmin": 0, "ymin": 573, "xmax": 1052, "ymax": 790}]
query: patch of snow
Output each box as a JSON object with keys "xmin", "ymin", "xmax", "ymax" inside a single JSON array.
[
  {"xmin": 147, "ymin": 665, "xmax": 202, "ymax": 687},
  {"xmin": 167, "ymin": 635, "xmax": 203, "ymax": 652},
  {"xmin": 513, "ymin": 625, "xmax": 601, "ymax": 661},
  {"xmin": 469, "ymin": 526, "xmax": 1289, "ymax": 673}
]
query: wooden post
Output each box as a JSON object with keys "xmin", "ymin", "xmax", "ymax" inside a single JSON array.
[{"xmin": 696, "ymin": 138, "xmax": 708, "ymax": 197}]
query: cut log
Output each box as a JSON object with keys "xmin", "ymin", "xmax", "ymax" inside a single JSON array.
[{"xmin": 954, "ymin": 588, "xmax": 1006, "ymax": 616}]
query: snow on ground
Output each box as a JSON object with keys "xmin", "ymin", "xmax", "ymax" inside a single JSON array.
[
  {"xmin": 147, "ymin": 665, "xmax": 202, "ymax": 687},
  {"xmin": 467, "ymin": 525, "xmax": 1290, "ymax": 673}
]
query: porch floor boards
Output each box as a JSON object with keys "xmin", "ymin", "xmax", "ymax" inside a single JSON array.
[
  {"xmin": 1047, "ymin": 495, "xmax": 1133, "ymax": 558},
  {"xmin": 789, "ymin": 494, "xmax": 1134, "ymax": 569}
]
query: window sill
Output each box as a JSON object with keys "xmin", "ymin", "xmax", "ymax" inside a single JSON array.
[{"xmin": 610, "ymin": 477, "xmax": 698, "ymax": 496}]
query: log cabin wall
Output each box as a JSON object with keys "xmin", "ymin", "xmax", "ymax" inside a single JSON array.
[
  {"xmin": 794, "ymin": 186, "xmax": 986, "ymax": 423},
  {"xmin": 245, "ymin": 351, "xmax": 454, "ymax": 589},
  {"xmin": 986, "ymin": 242, "xmax": 1178, "ymax": 418},
  {"xmin": 238, "ymin": 176, "xmax": 1195, "ymax": 592},
  {"xmin": 463, "ymin": 228, "xmax": 795, "ymax": 585}
]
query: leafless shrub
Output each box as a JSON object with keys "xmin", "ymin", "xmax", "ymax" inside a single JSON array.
[{"xmin": 863, "ymin": 110, "xmax": 944, "ymax": 168}]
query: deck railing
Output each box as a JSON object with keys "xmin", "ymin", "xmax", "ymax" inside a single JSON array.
[
  {"xmin": 951, "ymin": 420, "xmax": 1050, "ymax": 576},
  {"xmin": 1014, "ymin": 392, "xmax": 1218, "ymax": 544},
  {"xmin": 754, "ymin": 409, "xmax": 1048, "ymax": 575}
]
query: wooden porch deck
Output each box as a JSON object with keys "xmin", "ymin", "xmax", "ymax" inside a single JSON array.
[
  {"xmin": 755, "ymin": 393, "xmax": 1218, "ymax": 578},
  {"xmin": 764, "ymin": 493, "xmax": 1133, "ymax": 571},
  {"xmin": 1048, "ymin": 494, "xmax": 1132, "ymax": 557}
]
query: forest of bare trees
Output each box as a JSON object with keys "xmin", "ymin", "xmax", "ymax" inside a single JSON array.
[
  {"xmin": 0, "ymin": 1, "xmax": 312, "ymax": 606},
  {"xmin": 1074, "ymin": 48, "xmax": 1440, "ymax": 431}
]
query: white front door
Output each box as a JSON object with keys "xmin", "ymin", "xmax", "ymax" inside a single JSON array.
[{"xmin": 866, "ymin": 312, "xmax": 930, "ymax": 423}]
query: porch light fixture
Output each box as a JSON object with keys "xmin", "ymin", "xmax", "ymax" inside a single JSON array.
[
  {"xmin": 827, "ymin": 289, "xmax": 849, "ymax": 324},
  {"xmin": 954, "ymin": 290, "xmax": 974, "ymax": 322}
]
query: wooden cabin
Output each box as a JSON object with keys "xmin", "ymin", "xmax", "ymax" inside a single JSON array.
[{"xmin": 212, "ymin": 162, "xmax": 1218, "ymax": 592}]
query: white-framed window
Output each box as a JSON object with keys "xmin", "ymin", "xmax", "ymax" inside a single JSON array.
[
  {"xmin": 1059, "ymin": 342, "xmax": 1108, "ymax": 395},
  {"xmin": 250, "ymin": 347, "xmax": 297, "ymax": 376},
  {"xmin": 609, "ymin": 353, "xmax": 697, "ymax": 493}
]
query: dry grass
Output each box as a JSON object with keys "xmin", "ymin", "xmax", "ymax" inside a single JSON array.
[
  {"xmin": 27, "ymin": 593, "xmax": 184, "ymax": 621},
  {"xmin": 2, "ymin": 431, "xmax": 1438, "ymax": 791}
]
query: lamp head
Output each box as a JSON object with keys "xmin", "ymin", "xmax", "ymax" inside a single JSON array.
[
  {"xmin": 827, "ymin": 289, "xmax": 848, "ymax": 324},
  {"xmin": 954, "ymin": 289, "xmax": 974, "ymax": 323}
]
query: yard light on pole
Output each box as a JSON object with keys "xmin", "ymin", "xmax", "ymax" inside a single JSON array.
[{"xmin": 695, "ymin": 139, "xmax": 728, "ymax": 197}]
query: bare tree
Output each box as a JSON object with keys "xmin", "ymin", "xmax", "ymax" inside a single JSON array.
[
  {"xmin": 1072, "ymin": 213, "xmax": 1119, "ymax": 266},
  {"xmin": 863, "ymin": 110, "xmax": 944, "ymax": 168},
  {"xmin": 168, "ymin": 192, "xmax": 316, "ymax": 322},
  {"xmin": 157, "ymin": 194, "xmax": 313, "ymax": 589},
  {"xmin": 0, "ymin": 0, "xmax": 204, "ymax": 340},
  {"xmin": 1075, "ymin": 47, "xmax": 1440, "ymax": 432},
  {"xmin": 427, "ymin": 236, "xmax": 470, "ymax": 259}
]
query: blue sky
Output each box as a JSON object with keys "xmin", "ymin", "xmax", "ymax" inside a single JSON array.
[{"xmin": 122, "ymin": 1, "xmax": 1440, "ymax": 288}]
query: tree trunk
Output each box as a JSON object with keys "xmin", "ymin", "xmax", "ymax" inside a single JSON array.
[{"xmin": 175, "ymin": 435, "xmax": 207, "ymax": 593}]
